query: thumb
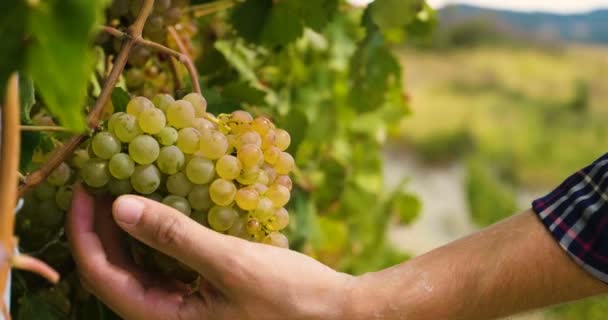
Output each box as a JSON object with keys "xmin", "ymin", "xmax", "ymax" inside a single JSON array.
[{"xmin": 112, "ymin": 195, "xmax": 246, "ymax": 284}]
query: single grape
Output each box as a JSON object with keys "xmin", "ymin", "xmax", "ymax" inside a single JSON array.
[
  {"xmin": 114, "ymin": 113, "xmax": 142, "ymax": 143},
  {"xmin": 38, "ymin": 200, "xmax": 65, "ymax": 230},
  {"xmin": 207, "ymin": 206, "xmax": 238, "ymax": 232},
  {"xmin": 251, "ymin": 116, "xmax": 273, "ymax": 136},
  {"xmin": 209, "ymin": 179, "xmax": 237, "ymax": 206},
  {"xmin": 109, "ymin": 153, "xmax": 135, "ymax": 179},
  {"xmin": 234, "ymin": 187, "xmax": 259, "ymax": 211},
  {"xmin": 228, "ymin": 216, "xmax": 249, "ymax": 239},
  {"xmin": 263, "ymin": 232, "xmax": 289, "ymax": 248},
  {"xmin": 162, "ymin": 195, "xmax": 192, "ymax": 215},
  {"xmin": 192, "ymin": 118, "xmax": 215, "ymax": 133},
  {"xmin": 246, "ymin": 218, "xmax": 261, "ymax": 235},
  {"xmin": 81, "ymin": 159, "xmax": 111, "ymax": 188},
  {"xmin": 182, "ymin": 93, "xmax": 207, "ymax": 117},
  {"xmin": 251, "ymin": 183, "xmax": 269, "ymax": 195},
  {"xmin": 71, "ymin": 149, "xmax": 90, "ymax": 169},
  {"xmin": 177, "ymin": 127, "xmax": 201, "ymax": 154},
  {"xmin": 264, "ymin": 146, "xmax": 281, "ymax": 165},
  {"xmin": 275, "ymin": 152, "xmax": 295, "ymax": 175},
  {"xmin": 166, "ymin": 172, "xmax": 193, "ymax": 197},
  {"xmin": 274, "ymin": 175, "xmax": 293, "ymax": 191},
  {"xmin": 125, "ymin": 69, "xmax": 145, "ymax": 88},
  {"xmin": 55, "ymin": 186, "xmax": 73, "ymax": 211},
  {"xmin": 238, "ymin": 131, "xmax": 262, "ymax": 148},
  {"xmin": 129, "ymin": 135, "xmax": 160, "ymax": 165},
  {"xmin": 199, "ymin": 130, "xmax": 228, "ymax": 160},
  {"xmin": 263, "ymin": 165, "xmax": 277, "ymax": 183},
  {"xmin": 35, "ymin": 182, "xmax": 56, "ymax": 201},
  {"xmin": 108, "ymin": 178, "xmax": 133, "ymax": 196},
  {"xmin": 157, "ymin": 146, "xmax": 185, "ymax": 174},
  {"xmin": 131, "ymin": 164, "xmax": 161, "ymax": 194},
  {"xmin": 236, "ymin": 166, "xmax": 261, "ymax": 185},
  {"xmin": 48, "ymin": 162, "xmax": 71, "ymax": 186},
  {"xmin": 138, "ymin": 108, "xmax": 166, "ymax": 134},
  {"xmin": 188, "ymin": 184, "xmax": 212, "ymax": 211},
  {"xmin": 266, "ymin": 207, "xmax": 289, "ymax": 231},
  {"xmin": 256, "ymin": 170, "xmax": 270, "ymax": 185},
  {"xmin": 261, "ymin": 130, "xmax": 276, "ymax": 150},
  {"xmin": 128, "ymin": 46, "xmax": 151, "ymax": 67},
  {"xmin": 274, "ymin": 129, "xmax": 291, "ymax": 151},
  {"xmin": 185, "ymin": 157, "xmax": 215, "ymax": 184},
  {"xmin": 156, "ymin": 127, "xmax": 178, "ymax": 146},
  {"xmin": 237, "ymin": 144, "xmax": 263, "ymax": 168},
  {"xmin": 231, "ymin": 110, "xmax": 253, "ymax": 123},
  {"xmin": 166, "ymin": 100, "xmax": 195, "ymax": 128},
  {"xmin": 126, "ymin": 96, "xmax": 154, "ymax": 116},
  {"xmin": 216, "ymin": 155, "xmax": 242, "ymax": 180},
  {"xmin": 108, "ymin": 112, "xmax": 125, "ymax": 134},
  {"xmin": 92, "ymin": 132, "xmax": 121, "ymax": 159},
  {"xmin": 190, "ymin": 210, "xmax": 209, "ymax": 227},
  {"xmin": 146, "ymin": 192, "xmax": 164, "ymax": 202},
  {"xmin": 152, "ymin": 93, "xmax": 175, "ymax": 112},
  {"xmin": 254, "ymin": 197, "xmax": 273, "ymax": 220},
  {"xmin": 266, "ymin": 185, "xmax": 290, "ymax": 207},
  {"xmin": 165, "ymin": 7, "xmax": 182, "ymax": 25}
]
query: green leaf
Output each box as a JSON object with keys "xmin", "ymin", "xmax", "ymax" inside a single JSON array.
[
  {"xmin": 0, "ymin": 1, "xmax": 27, "ymax": 90},
  {"xmin": 390, "ymin": 191, "xmax": 421, "ymax": 225},
  {"xmin": 230, "ymin": 0, "xmax": 274, "ymax": 44},
  {"xmin": 111, "ymin": 87, "xmax": 130, "ymax": 113},
  {"xmin": 19, "ymin": 75, "xmax": 36, "ymax": 123},
  {"xmin": 222, "ymin": 81, "xmax": 267, "ymax": 106},
  {"xmin": 295, "ymin": 0, "xmax": 339, "ymax": 32},
  {"xmin": 279, "ymin": 107, "xmax": 308, "ymax": 154},
  {"xmin": 26, "ymin": 0, "xmax": 109, "ymax": 131},
  {"xmin": 370, "ymin": 0, "xmax": 424, "ymax": 30},
  {"xmin": 18, "ymin": 293, "xmax": 67, "ymax": 320}
]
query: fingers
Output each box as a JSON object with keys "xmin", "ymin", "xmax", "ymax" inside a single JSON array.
[
  {"xmin": 67, "ymin": 186, "xmax": 184, "ymax": 319},
  {"xmin": 112, "ymin": 195, "xmax": 248, "ymax": 287}
]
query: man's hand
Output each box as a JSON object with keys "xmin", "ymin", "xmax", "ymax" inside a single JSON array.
[{"xmin": 67, "ymin": 185, "xmax": 354, "ymax": 320}]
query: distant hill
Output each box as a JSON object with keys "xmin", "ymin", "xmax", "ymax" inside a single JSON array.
[{"xmin": 438, "ymin": 4, "xmax": 608, "ymax": 45}]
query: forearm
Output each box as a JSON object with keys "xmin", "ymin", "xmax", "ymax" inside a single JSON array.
[{"xmin": 348, "ymin": 209, "xmax": 608, "ymax": 320}]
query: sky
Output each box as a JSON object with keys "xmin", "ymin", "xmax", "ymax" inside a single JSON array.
[{"xmin": 348, "ymin": 0, "xmax": 608, "ymax": 14}]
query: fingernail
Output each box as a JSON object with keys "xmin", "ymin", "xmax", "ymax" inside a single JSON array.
[{"xmin": 114, "ymin": 196, "xmax": 144, "ymax": 225}]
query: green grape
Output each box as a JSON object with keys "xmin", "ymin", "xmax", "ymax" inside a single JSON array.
[
  {"xmin": 251, "ymin": 116, "xmax": 273, "ymax": 136},
  {"xmin": 246, "ymin": 218, "xmax": 260, "ymax": 235},
  {"xmin": 114, "ymin": 113, "xmax": 142, "ymax": 143},
  {"xmin": 125, "ymin": 69, "xmax": 145, "ymax": 88},
  {"xmin": 185, "ymin": 157, "xmax": 215, "ymax": 184},
  {"xmin": 92, "ymin": 132, "xmax": 121, "ymax": 159},
  {"xmin": 263, "ymin": 232, "xmax": 289, "ymax": 248},
  {"xmin": 108, "ymin": 112, "xmax": 126, "ymax": 134},
  {"xmin": 237, "ymin": 144, "xmax": 263, "ymax": 168},
  {"xmin": 130, "ymin": 164, "xmax": 161, "ymax": 194},
  {"xmin": 146, "ymin": 192, "xmax": 163, "ymax": 202},
  {"xmin": 234, "ymin": 187, "xmax": 259, "ymax": 211},
  {"xmin": 274, "ymin": 129, "xmax": 291, "ymax": 151},
  {"xmin": 166, "ymin": 100, "xmax": 195, "ymax": 128},
  {"xmin": 261, "ymin": 130, "xmax": 276, "ymax": 150},
  {"xmin": 71, "ymin": 149, "xmax": 90, "ymax": 169},
  {"xmin": 109, "ymin": 153, "xmax": 135, "ymax": 179},
  {"xmin": 207, "ymin": 206, "xmax": 238, "ymax": 232},
  {"xmin": 266, "ymin": 207, "xmax": 289, "ymax": 231},
  {"xmin": 263, "ymin": 165, "xmax": 277, "ymax": 183},
  {"xmin": 238, "ymin": 131, "xmax": 261, "ymax": 148},
  {"xmin": 162, "ymin": 195, "xmax": 192, "ymax": 215},
  {"xmin": 55, "ymin": 186, "xmax": 73, "ymax": 211},
  {"xmin": 39, "ymin": 200, "xmax": 65, "ymax": 229},
  {"xmin": 228, "ymin": 216, "xmax": 249, "ymax": 239},
  {"xmin": 236, "ymin": 166, "xmax": 260, "ymax": 185},
  {"xmin": 176, "ymin": 127, "xmax": 201, "ymax": 154},
  {"xmin": 182, "ymin": 93, "xmax": 207, "ymax": 117},
  {"xmin": 256, "ymin": 170, "xmax": 270, "ymax": 185},
  {"xmin": 251, "ymin": 183, "xmax": 268, "ymax": 195},
  {"xmin": 216, "ymin": 155, "xmax": 242, "ymax": 180},
  {"xmin": 275, "ymin": 152, "xmax": 295, "ymax": 175},
  {"xmin": 126, "ymin": 96, "xmax": 154, "ymax": 116},
  {"xmin": 190, "ymin": 210, "xmax": 209, "ymax": 227},
  {"xmin": 166, "ymin": 172, "xmax": 193, "ymax": 197},
  {"xmin": 129, "ymin": 135, "xmax": 160, "ymax": 165},
  {"xmin": 254, "ymin": 197, "xmax": 273, "ymax": 220},
  {"xmin": 128, "ymin": 46, "xmax": 151, "ymax": 67},
  {"xmin": 157, "ymin": 146, "xmax": 185, "ymax": 174},
  {"xmin": 48, "ymin": 162, "xmax": 71, "ymax": 186},
  {"xmin": 188, "ymin": 184, "xmax": 212, "ymax": 211},
  {"xmin": 165, "ymin": 7, "xmax": 182, "ymax": 25},
  {"xmin": 266, "ymin": 185, "xmax": 290, "ymax": 207},
  {"xmin": 108, "ymin": 178, "xmax": 133, "ymax": 196},
  {"xmin": 138, "ymin": 108, "xmax": 166, "ymax": 134},
  {"xmin": 264, "ymin": 146, "xmax": 281, "ymax": 165},
  {"xmin": 274, "ymin": 175, "xmax": 293, "ymax": 191},
  {"xmin": 35, "ymin": 182, "xmax": 56, "ymax": 201},
  {"xmin": 209, "ymin": 179, "xmax": 237, "ymax": 206},
  {"xmin": 156, "ymin": 126, "xmax": 178, "ymax": 146},
  {"xmin": 192, "ymin": 118, "xmax": 215, "ymax": 132},
  {"xmin": 199, "ymin": 130, "xmax": 228, "ymax": 160},
  {"xmin": 231, "ymin": 110, "xmax": 253, "ymax": 123},
  {"xmin": 81, "ymin": 159, "xmax": 111, "ymax": 188},
  {"xmin": 152, "ymin": 93, "xmax": 175, "ymax": 112}
]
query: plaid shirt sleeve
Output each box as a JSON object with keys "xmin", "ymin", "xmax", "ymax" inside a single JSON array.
[{"xmin": 532, "ymin": 153, "xmax": 608, "ymax": 283}]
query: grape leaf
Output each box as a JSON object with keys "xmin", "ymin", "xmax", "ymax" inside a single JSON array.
[
  {"xmin": 370, "ymin": 0, "xmax": 424, "ymax": 30},
  {"xmin": 26, "ymin": 0, "xmax": 109, "ymax": 131},
  {"xmin": 111, "ymin": 87, "xmax": 130, "ymax": 113},
  {"xmin": 229, "ymin": 0, "xmax": 274, "ymax": 44},
  {"xmin": 222, "ymin": 81, "xmax": 267, "ymax": 106},
  {"xmin": 278, "ymin": 108, "xmax": 308, "ymax": 154},
  {"xmin": 19, "ymin": 76, "xmax": 36, "ymax": 123},
  {"xmin": 389, "ymin": 191, "xmax": 421, "ymax": 225},
  {"xmin": 295, "ymin": 0, "xmax": 338, "ymax": 32},
  {"xmin": 0, "ymin": 0, "xmax": 27, "ymax": 91}
]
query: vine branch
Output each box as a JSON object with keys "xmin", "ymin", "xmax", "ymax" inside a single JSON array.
[
  {"xmin": 18, "ymin": 0, "xmax": 156, "ymax": 198},
  {"xmin": 20, "ymin": 125, "xmax": 73, "ymax": 133}
]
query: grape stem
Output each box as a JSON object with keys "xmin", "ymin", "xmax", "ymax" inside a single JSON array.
[
  {"xmin": 0, "ymin": 73, "xmax": 22, "ymax": 315},
  {"xmin": 17, "ymin": 0, "xmax": 156, "ymax": 198},
  {"xmin": 189, "ymin": 0, "xmax": 241, "ymax": 17},
  {"xmin": 20, "ymin": 125, "xmax": 74, "ymax": 133},
  {"xmin": 101, "ymin": 25, "xmax": 201, "ymax": 94}
]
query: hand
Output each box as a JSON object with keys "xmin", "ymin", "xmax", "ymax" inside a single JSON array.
[{"xmin": 66, "ymin": 185, "xmax": 355, "ymax": 320}]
